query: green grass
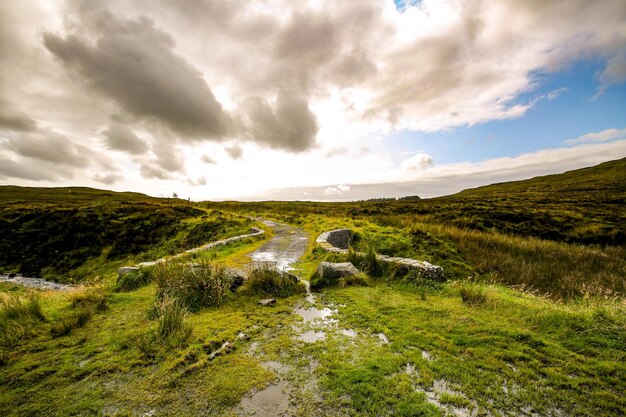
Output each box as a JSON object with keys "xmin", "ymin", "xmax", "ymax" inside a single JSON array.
[{"xmin": 0, "ymin": 158, "xmax": 624, "ymax": 415}]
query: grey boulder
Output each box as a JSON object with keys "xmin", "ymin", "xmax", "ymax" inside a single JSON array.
[
  {"xmin": 316, "ymin": 262, "xmax": 359, "ymax": 279},
  {"xmin": 117, "ymin": 266, "xmax": 140, "ymax": 278}
]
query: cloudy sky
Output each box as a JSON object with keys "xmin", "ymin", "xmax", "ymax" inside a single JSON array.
[{"xmin": 1, "ymin": 0, "xmax": 625, "ymax": 201}]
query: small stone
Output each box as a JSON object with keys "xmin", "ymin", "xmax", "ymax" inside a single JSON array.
[
  {"xmin": 117, "ymin": 266, "xmax": 140, "ymax": 277},
  {"xmin": 259, "ymin": 298, "xmax": 276, "ymax": 306}
]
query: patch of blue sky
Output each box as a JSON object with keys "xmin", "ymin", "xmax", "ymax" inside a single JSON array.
[
  {"xmin": 393, "ymin": 0, "xmax": 422, "ymax": 12},
  {"xmin": 381, "ymin": 59, "xmax": 626, "ymax": 165}
]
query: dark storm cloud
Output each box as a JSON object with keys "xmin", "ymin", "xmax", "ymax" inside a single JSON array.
[
  {"xmin": 102, "ymin": 124, "xmax": 149, "ymax": 155},
  {"xmin": 43, "ymin": 11, "xmax": 232, "ymax": 139}
]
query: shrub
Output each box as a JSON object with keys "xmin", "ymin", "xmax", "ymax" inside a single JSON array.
[
  {"xmin": 153, "ymin": 260, "xmax": 230, "ymax": 311},
  {"xmin": 114, "ymin": 267, "xmax": 153, "ymax": 292},
  {"xmin": 245, "ymin": 266, "xmax": 306, "ymax": 297}
]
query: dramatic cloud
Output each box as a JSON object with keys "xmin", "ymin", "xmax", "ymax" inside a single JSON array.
[
  {"xmin": 565, "ymin": 128, "xmax": 626, "ymax": 145},
  {"xmin": 43, "ymin": 10, "xmax": 232, "ymax": 139},
  {"xmin": 242, "ymin": 93, "xmax": 318, "ymax": 152},
  {"xmin": 0, "ymin": 1, "xmax": 624, "ymax": 199},
  {"xmin": 102, "ymin": 124, "xmax": 149, "ymax": 155}
]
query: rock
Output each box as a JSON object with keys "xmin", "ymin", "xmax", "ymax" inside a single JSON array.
[
  {"xmin": 117, "ymin": 266, "xmax": 140, "ymax": 278},
  {"xmin": 224, "ymin": 267, "xmax": 247, "ymax": 292},
  {"xmin": 208, "ymin": 341, "xmax": 236, "ymax": 360},
  {"xmin": 259, "ymin": 298, "xmax": 276, "ymax": 306},
  {"xmin": 316, "ymin": 262, "xmax": 359, "ymax": 279},
  {"xmin": 317, "ymin": 229, "xmax": 353, "ymax": 250}
]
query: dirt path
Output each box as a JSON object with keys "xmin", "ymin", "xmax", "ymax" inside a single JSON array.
[{"xmin": 248, "ymin": 219, "xmax": 309, "ymax": 271}]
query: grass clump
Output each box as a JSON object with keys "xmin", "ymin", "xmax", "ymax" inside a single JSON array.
[
  {"xmin": 245, "ymin": 266, "xmax": 306, "ymax": 297},
  {"xmin": 459, "ymin": 284, "xmax": 488, "ymax": 306},
  {"xmin": 348, "ymin": 246, "xmax": 383, "ymax": 277},
  {"xmin": 114, "ymin": 267, "xmax": 153, "ymax": 292},
  {"xmin": 69, "ymin": 286, "xmax": 108, "ymax": 312},
  {"xmin": 129, "ymin": 298, "xmax": 193, "ymax": 360},
  {"xmin": 50, "ymin": 286, "xmax": 107, "ymax": 338},
  {"xmin": 0, "ymin": 293, "xmax": 46, "ymax": 349},
  {"xmin": 153, "ymin": 260, "xmax": 230, "ymax": 311},
  {"xmin": 50, "ymin": 309, "xmax": 91, "ymax": 338}
]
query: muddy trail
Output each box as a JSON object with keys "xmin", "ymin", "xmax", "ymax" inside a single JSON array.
[
  {"xmin": 235, "ymin": 220, "xmax": 355, "ymax": 416},
  {"xmin": 249, "ymin": 219, "xmax": 309, "ymax": 271}
]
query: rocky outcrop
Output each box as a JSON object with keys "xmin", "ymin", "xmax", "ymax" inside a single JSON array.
[
  {"xmin": 316, "ymin": 229, "xmax": 445, "ymax": 281},
  {"xmin": 316, "ymin": 262, "xmax": 359, "ymax": 279}
]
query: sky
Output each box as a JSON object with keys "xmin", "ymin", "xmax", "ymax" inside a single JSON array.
[{"xmin": 0, "ymin": 0, "xmax": 625, "ymax": 201}]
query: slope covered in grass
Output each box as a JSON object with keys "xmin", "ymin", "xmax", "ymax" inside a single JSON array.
[{"xmin": 0, "ymin": 187, "xmax": 255, "ymax": 282}]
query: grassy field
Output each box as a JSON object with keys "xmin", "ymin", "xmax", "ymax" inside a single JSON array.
[{"xmin": 1, "ymin": 159, "xmax": 625, "ymax": 416}]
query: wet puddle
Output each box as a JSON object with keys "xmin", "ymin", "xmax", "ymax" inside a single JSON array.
[
  {"xmin": 238, "ymin": 381, "xmax": 291, "ymax": 416},
  {"xmin": 299, "ymin": 330, "xmax": 326, "ymax": 343},
  {"xmin": 294, "ymin": 306, "xmax": 337, "ymax": 323}
]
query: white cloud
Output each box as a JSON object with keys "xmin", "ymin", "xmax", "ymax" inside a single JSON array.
[
  {"xmin": 324, "ymin": 184, "xmax": 351, "ymax": 195},
  {"xmin": 565, "ymin": 128, "xmax": 626, "ymax": 145},
  {"xmin": 400, "ymin": 152, "xmax": 434, "ymax": 171}
]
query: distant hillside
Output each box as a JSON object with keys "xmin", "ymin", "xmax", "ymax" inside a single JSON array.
[
  {"xmin": 213, "ymin": 158, "xmax": 626, "ymax": 246},
  {"xmin": 0, "ymin": 186, "xmax": 252, "ymax": 281},
  {"xmin": 0, "ymin": 186, "xmax": 158, "ymax": 204},
  {"xmin": 453, "ymin": 157, "xmax": 626, "ymax": 198}
]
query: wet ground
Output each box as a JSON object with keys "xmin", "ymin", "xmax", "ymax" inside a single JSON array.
[{"xmin": 249, "ymin": 219, "xmax": 309, "ymax": 271}]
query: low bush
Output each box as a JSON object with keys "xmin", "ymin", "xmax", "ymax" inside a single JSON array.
[
  {"xmin": 114, "ymin": 267, "xmax": 153, "ymax": 292},
  {"xmin": 153, "ymin": 260, "xmax": 231, "ymax": 311},
  {"xmin": 245, "ymin": 266, "xmax": 306, "ymax": 297}
]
